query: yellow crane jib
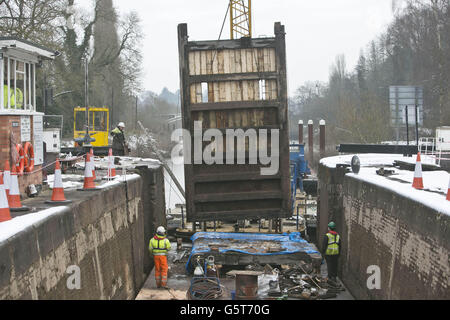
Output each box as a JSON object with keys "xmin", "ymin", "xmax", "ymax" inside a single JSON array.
[{"xmin": 230, "ymin": 0, "xmax": 252, "ymax": 39}]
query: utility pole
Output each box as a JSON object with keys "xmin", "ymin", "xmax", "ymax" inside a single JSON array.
[
  {"xmin": 135, "ymin": 96, "xmax": 138, "ymax": 131},
  {"xmin": 111, "ymin": 88, "xmax": 114, "ymax": 130},
  {"xmin": 84, "ymin": 57, "xmax": 89, "ymax": 143}
]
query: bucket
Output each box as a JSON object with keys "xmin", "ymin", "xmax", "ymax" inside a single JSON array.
[{"xmin": 235, "ymin": 273, "xmax": 259, "ymax": 300}]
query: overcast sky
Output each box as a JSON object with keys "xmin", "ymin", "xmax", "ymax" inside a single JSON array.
[{"xmin": 79, "ymin": 0, "xmax": 395, "ymax": 96}]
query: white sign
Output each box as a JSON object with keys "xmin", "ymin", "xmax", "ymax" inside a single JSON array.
[
  {"xmin": 33, "ymin": 116, "xmax": 44, "ymax": 165},
  {"xmin": 21, "ymin": 116, "xmax": 31, "ymax": 142}
]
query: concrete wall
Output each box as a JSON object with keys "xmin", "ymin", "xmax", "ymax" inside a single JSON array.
[
  {"xmin": 317, "ymin": 164, "xmax": 449, "ymax": 300},
  {"xmin": 135, "ymin": 165, "xmax": 167, "ymax": 276},
  {"xmin": 0, "ymin": 166, "xmax": 166, "ymax": 300}
]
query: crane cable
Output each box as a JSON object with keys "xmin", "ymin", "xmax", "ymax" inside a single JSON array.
[{"xmin": 209, "ymin": 2, "xmax": 231, "ymax": 73}]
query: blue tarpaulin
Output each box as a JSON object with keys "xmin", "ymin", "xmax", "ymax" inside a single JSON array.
[{"xmin": 186, "ymin": 232, "xmax": 320, "ymax": 272}]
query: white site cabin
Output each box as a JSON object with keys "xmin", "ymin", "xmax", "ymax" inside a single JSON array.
[{"xmin": 0, "ymin": 37, "xmax": 56, "ymax": 192}]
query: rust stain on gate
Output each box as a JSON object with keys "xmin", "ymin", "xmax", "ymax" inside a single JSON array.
[{"xmin": 178, "ymin": 22, "xmax": 291, "ymax": 222}]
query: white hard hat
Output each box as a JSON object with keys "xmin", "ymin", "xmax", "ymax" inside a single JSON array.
[
  {"xmin": 118, "ymin": 122, "xmax": 125, "ymax": 128},
  {"xmin": 157, "ymin": 226, "xmax": 166, "ymax": 235}
]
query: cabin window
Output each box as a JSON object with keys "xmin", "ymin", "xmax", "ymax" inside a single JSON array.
[{"xmin": 1, "ymin": 56, "xmax": 36, "ymax": 111}]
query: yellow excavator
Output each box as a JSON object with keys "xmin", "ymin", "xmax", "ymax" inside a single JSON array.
[
  {"xmin": 73, "ymin": 107, "xmax": 110, "ymax": 147},
  {"xmin": 60, "ymin": 106, "xmax": 111, "ymax": 156}
]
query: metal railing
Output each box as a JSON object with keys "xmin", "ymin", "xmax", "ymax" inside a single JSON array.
[{"xmin": 418, "ymin": 137, "xmax": 446, "ymax": 166}]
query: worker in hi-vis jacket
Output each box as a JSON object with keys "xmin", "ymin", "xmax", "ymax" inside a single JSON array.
[
  {"xmin": 149, "ymin": 226, "xmax": 171, "ymax": 288},
  {"xmin": 322, "ymin": 221, "xmax": 341, "ymax": 283}
]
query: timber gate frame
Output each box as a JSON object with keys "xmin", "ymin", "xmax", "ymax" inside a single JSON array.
[{"xmin": 178, "ymin": 22, "xmax": 291, "ymax": 223}]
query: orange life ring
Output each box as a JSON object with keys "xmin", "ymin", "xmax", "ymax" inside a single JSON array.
[
  {"xmin": 15, "ymin": 144, "xmax": 25, "ymax": 174},
  {"xmin": 23, "ymin": 142, "xmax": 35, "ymax": 173}
]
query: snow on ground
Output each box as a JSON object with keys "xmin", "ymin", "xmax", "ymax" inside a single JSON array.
[
  {"xmin": 0, "ymin": 206, "xmax": 69, "ymax": 243},
  {"xmin": 348, "ymin": 168, "xmax": 449, "ymax": 216},
  {"xmin": 75, "ymin": 156, "xmax": 160, "ymax": 170},
  {"xmin": 45, "ymin": 173, "xmax": 141, "ymax": 190},
  {"xmin": 320, "ymin": 153, "xmax": 437, "ymax": 168},
  {"xmin": 321, "ymin": 154, "xmax": 450, "ymax": 216},
  {"xmin": 98, "ymin": 174, "xmax": 141, "ymax": 189},
  {"xmin": 46, "ymin": 174, "xmax": 84, "ymax": 190}
]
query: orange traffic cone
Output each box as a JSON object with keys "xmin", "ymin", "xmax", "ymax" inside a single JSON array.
[
  {"xmin": 0, "ymin": 173, "xmax": 12, "ymax": 223},
  {"xmin": 412, "ymin": 152, "xmax": 424, "ymax": 190},
  {"xmin": 446, "ymin": 176, "xmax": 450, "ymax": 201},
  {"xmin": 90, "ymin": 148, "xmax": 97, "ymax": 180},
  {"xmin": 3, "ymin": 160, "xmax": 11, "ymax": 197},
  {"xmin": 78, "ymin": 153, "xmax": 99, "ymax": 191},
  {"xmin": 46, "ymin": 159, "xmax": 72, "ymax": 204},
  {"xmin": 8, "ymin": 165, "xmax": 29, "ymax": 212}
]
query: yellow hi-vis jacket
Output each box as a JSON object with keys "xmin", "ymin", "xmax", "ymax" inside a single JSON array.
[
  {"xmin": 3, "ymin": 85, "xmax": 23, "ymax": 108},
  {"xmin": 149, "ymin": 235, "xmax": 171, "ymax": 256},
  {"xmin": 325, "ymin": 232, "xmax": 340, "ymax": 256}
]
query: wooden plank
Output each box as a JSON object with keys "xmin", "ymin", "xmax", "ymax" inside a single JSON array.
[
  {"xmin": 251, "ymin": 48, "xmax": 258, "ymax": 72},
  {"xmin": 265, "ymin": 80, "xmax": 271, "ymax": 100},
  {"xmin": 206, "ymin": 50, "xmax": 212, "ymax": 75},
  {"xmin": 194, "ymin": 191, "xmax": 283, "ymax": 203},
  {"xmin": 208, "ymin": 82, "xmax": 214, "ymax": 104},
  {"xmin": 197, "ymin": 111, "xmax": 204, "ymax": 124},
  {"xmin": 229, "ymin": 81, "xmax": 236, "ymax": 102},
  {"xmin": 258, "ymin": 48, "xmax": 265, "ymax": 72},
  {"xmin": 229, "ymin": 50, "xmax": 236, "ymax": 74},
  {"xmin": 189, "ymin": 51, "xmax": 195, "ymax": 75},
  {"xmin": 235, "ymin": 80, "xmax": 242, "ymax": 102},
  {"xmin": 188, "ymin": 38, "xmax": 276, "ymax": 51},
  {"xmin": 228, "ymin": 107, "xmax": 234, "ymax": 128},
  {"xmin": 196, "ymin": 83, "xmax": 203, "ymax": 103},
  {"xmin": 194, "ymin": 51, "xmax": 201, "ymax": 76},
  {"xmin": 241, "ymin": 80, "xmax": 249, "ymax": 101},
  {"xmin": 209, "ymin": 110, "xmax": 217, "ymax": 128},
  {"xmin": 190, "ymin": 84, "xmax": 197, "ymax": 104},
  {"xmin": 200, "ymin": 51, "xmax": 207, "ymax": 75},
  {"xmin": 248, "ymin": 80, "xmax": 255, "ymax": 101},
  {"xmin": 234, "ymin": 49, "xmax": 242, "ymax": 73},
  {"xmin": 263, "ymin": 48, "xmax": 270, "ymax": 72},
  {"xmin": 225, "ymin": 81, "xmax": 232, "ymax": 102},
  {"xmin": 218, "ymin": 50, "xmax": 225, "ymax": 74},
  {"xmin": 253, "ymin": 80, "xmax": 260, "ymax": 101},
  {"xmin": 269, "ymin": 48, "xmax": 276, "ymax": 72},
  {"xmin": 219, "ymin": 82, "xmax": 226, "ymax": 102},
  {"xmin": 240, "ymin": 49, "xmax": 247, "ymax": 74},
  {"xmin": 234, "ymin": 109, "xmax": 242, "ymax": 127},
  {"xmin": 246, "ymin": 49, "xmax": 253, "ymax": 73},
  {"xmin": 212, "ymin": 50, "xmax": 219, "ymax": 74},
  {"xmin": 188, "ymin": 72, "xmax": 277, "ymax": 84},
  {"xmin": 223, "ymin": 50, "xmax": 230, "ymax": 74},
  {"xmin": 192, "ymin": 209, "xmax": 283, "ymax": 222},
  {"xmin": 216, "ymin": 111, "xmax": 226, "ymax": 128},
  {"xmin": 270, "ymin": 80, "xmax": 278, "ymax": 100},
  {"xmin": 213, "ymin": 82, "xmax": 220, "ymax": 103}
]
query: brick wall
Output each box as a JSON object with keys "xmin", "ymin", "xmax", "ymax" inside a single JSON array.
[
  {"xmin": 317, "ymin": 163, "xmax": 449, "ymax": 300},
  {"xmin": 0, "ymin": 114, "xmax": 43, "ymax": 195}
]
